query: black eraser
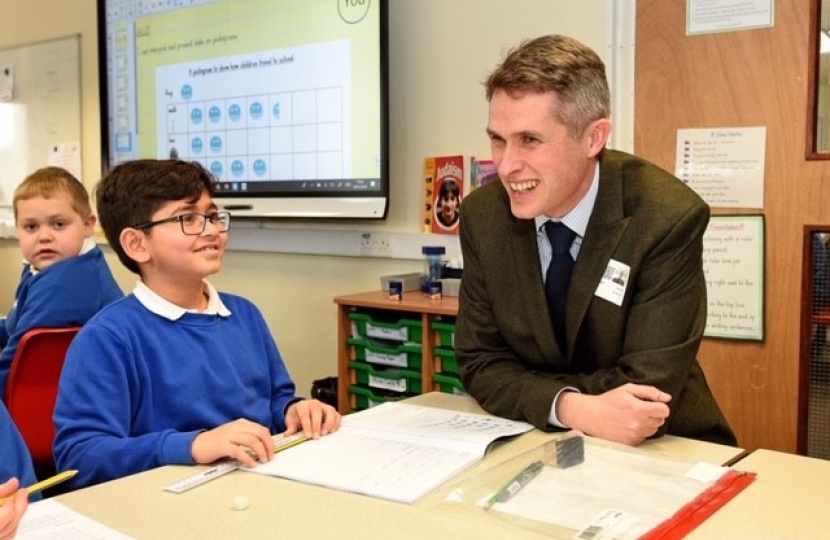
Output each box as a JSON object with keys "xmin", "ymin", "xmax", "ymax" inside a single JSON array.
[{"xmin": 543, "ymin": 432, "xmax": 585, "ymax": 468}]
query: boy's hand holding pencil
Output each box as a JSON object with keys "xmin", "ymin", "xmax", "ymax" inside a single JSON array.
[{"xmin": 0, "ymin": 470, "xmax": 77, "ymax": 505}]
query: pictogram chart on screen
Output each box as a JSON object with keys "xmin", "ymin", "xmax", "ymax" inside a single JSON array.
[{"xmin": 156, "ymin": 39, "xmax": 352, "ymax": 184}]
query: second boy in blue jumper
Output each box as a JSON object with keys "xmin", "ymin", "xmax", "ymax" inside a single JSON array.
[
  {"xmin": 54, "ymin": 159, "xmax": 341, "ymax": 488},
  {"xmin": 0, "ymin": 166, "xmax": 123, "ymax": 399}
]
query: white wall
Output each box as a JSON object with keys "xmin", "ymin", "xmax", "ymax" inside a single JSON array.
[{"xmin": 0, "ymin": 0, "xmax": 611, "ymax": 395}]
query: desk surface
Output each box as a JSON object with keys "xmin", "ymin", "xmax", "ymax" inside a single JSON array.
[
  {"xmin": 686, "ymin": 448, "xmax": 830, "ymax": 540},
  {"xmin": 54, "ymin": 393, "xmax": 745, "ymax": 540}
]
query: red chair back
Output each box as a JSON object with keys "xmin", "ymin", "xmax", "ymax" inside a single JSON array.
[{"xmin": 4, "ymin": 326, "xmax": 81, "ymax": 465}]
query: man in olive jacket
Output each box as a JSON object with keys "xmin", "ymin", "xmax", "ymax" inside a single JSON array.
[{"xmin": 455, "ymin": 34, "xmax": 736, "ymax": 447}]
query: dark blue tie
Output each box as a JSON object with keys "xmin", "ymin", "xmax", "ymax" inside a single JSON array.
[{"xmin": 545, "ymin": 221, "xmax": 576, "ymax": 352}]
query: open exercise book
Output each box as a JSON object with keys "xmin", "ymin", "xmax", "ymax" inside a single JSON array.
[{"xmin": 248, "ymin": 401, "xmax": 533, "ymax": 503}]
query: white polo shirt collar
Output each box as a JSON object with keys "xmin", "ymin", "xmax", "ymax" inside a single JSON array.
[{"xmin": 133, "ymin": 279, "xmax": 232, "ymax": 320}]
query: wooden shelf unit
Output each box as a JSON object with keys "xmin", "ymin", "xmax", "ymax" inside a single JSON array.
[{"xmin": 333, "ymin": 290, "xmax": 459, "ymax": 414}]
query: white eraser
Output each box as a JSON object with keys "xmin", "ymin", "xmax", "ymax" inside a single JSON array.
[
  {"xmin": 232, "ymin": 495, "xmax": 250, "ymax": 510},
  {"xmin": 685, "ymin": 461, "xmax": 728, "ymax": 483}
]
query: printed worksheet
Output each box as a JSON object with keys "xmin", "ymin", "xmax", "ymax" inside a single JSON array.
[{"xmin": 247, "ymin": 401, "xmax": 533, "ymax": 503}]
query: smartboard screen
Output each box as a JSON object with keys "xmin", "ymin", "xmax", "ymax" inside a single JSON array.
[{"xmin": 98, "ymin": 0, "xmax": 389, "ymax": 219}]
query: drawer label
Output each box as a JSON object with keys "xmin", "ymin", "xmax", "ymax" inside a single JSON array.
[
  {"xmin": 367, "ymin": 323, "xmax": 408, "ymax": 341},
  {"xmin": 366, "ymin": 349, "xmax": 408, "ymax": 368},
  {"xmin": 368, "ymin": 374, "xmax": 407, "ymax": 392}
]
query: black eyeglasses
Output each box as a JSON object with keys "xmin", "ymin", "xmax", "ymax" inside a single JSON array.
[{"xmin": 133, "ymin": 212, "xmax": 231, "ymax": 236}]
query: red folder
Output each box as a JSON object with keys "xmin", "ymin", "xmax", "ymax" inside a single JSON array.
[{"xmin": 638, "ymin": 469, "xmax": 757, "ymax": 540}]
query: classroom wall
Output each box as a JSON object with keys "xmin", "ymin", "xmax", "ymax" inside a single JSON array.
[
  {"xmin": 635, "ymin": 0, "xmax": 815, "ymax": 453},
  {"xmin": 3, "ymin": 0, "xmax": 817, "ymax": 455},
  {"xmin": 0, "ymin": 0, "xmax": 608, "ymax": 397}
]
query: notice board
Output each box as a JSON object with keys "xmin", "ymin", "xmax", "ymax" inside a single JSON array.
[{"xmin": 0, "ymin": 35, "xmax": 82, "ymax": 209}]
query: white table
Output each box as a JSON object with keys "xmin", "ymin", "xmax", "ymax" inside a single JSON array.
[
  {"xmin": 51, "ymin": 393, "xmax": 746, "ymax": 540},
  {"xmin": 686, "ymin": 448, "xmax": 830, "ymax": 540}
]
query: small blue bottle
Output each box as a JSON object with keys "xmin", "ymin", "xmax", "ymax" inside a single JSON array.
[{"xmin": 422, "ymin": 246, "xmax": 446, "ymax": 293}]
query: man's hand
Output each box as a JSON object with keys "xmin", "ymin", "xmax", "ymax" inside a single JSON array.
[
  {"xmin": 284, "ymin": 399, "xmax": 342, "ymax": 439},
  {"xmin": 557, "ymin": 383, "xmax": 672, "ymax": 446},
  {"xmin": 191, "ymin": 418, "xmax": 275, "ymax": 467}
]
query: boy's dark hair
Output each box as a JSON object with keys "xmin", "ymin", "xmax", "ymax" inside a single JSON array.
[{"xmin": 95, "ymin": 159, "xmax": 215, "ymax": 275}]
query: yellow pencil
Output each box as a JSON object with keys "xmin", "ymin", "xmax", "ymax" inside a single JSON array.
[{"xmin": 0, "ymin": 469, "xmax": 78, "ymax": 504}]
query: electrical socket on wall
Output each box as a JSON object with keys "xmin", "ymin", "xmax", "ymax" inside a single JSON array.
[{"xmin": 359, "ymin": 232, "xmax": 393, "ymax": 258}]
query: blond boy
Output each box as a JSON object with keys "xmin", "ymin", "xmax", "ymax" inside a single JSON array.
[{"xmin": 0, "ymin": 167, "xmax": 123, "ymax": 399}]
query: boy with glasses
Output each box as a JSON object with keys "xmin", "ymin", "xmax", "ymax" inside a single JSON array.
[{"xmin": 54, "ymin": 159, "xmax": 341, "ymax": 489}]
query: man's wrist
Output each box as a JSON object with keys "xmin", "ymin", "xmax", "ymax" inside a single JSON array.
[{"xmin": 549, "ymin": 387, "xmax": 580, "ymax": 428}]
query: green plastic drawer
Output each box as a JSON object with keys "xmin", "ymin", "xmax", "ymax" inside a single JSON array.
[
  {"xmin": 350, "ymin": 361, "xmax": 422, "ymax": 393},
  {"xmin": 349, "ymin": 311, "xmax": 423, "ymax": 343},
  {"xmin": 434, "ymin": 373, "xmax": 469, "ymax": 396},
  {"xmin": 348, "ymin": 337, "xmax": 423, "ymax": 369},
  {"xmin": 348, "ymin": 384, "xmax": 410, "ymax": 411},
  {"xmin": 433, "ymin": 321, "xmax": 456, "ymax": 348},
  {"xmin": 435, "ymin": 347, "xmax": 460, "ymax": 375}
]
